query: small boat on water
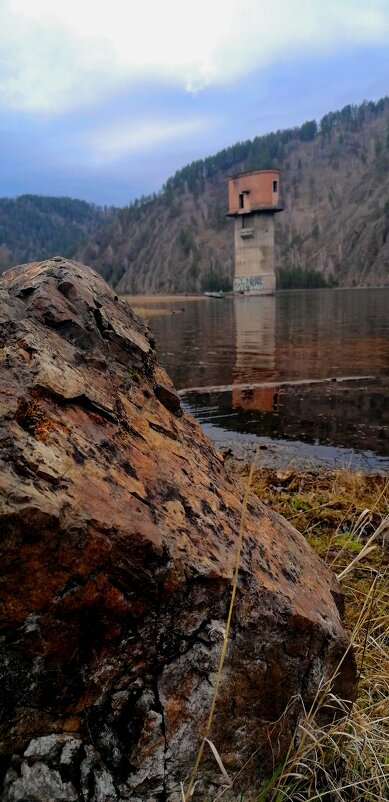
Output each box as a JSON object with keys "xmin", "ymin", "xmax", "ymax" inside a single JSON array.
[{"xmin": 204, "ymin": 291, "xmax": 224, "ymax": 299}]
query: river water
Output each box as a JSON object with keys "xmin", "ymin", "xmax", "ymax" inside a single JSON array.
[{"xmin": 133, "ymin": 289, "xmax": 389, "ymax": 471}]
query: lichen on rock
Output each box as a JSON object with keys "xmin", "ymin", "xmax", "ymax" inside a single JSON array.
[{"xmin": 0, "ymin": 258, "xmax": 357, "ymax": 801}]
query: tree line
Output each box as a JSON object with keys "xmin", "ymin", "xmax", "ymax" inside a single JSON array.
[{"xmin": 0, "ymin": 195, "xmax": 113, "ymax": 272}]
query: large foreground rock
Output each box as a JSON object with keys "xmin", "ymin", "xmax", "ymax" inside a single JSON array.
[{"xmin": 0, "ymin": 258, "xmax": 356, "ymax": 801}]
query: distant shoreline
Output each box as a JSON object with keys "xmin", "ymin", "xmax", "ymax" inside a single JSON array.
[
  {"xmin": 121, "ymin": 286, "xmax": 388, "ymax": 306},
  {"xmin": 122, "ymin": 293, "xmax": 210, "ymax": 304}
]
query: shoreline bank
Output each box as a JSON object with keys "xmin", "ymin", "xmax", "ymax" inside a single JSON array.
[{"xmin": 217, "ymin": 435, "xmax": 389, "ymax": 474}]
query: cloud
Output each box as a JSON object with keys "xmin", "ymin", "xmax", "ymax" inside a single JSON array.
[
  {"xmin": 1, "ymin": 0, "xmax": 389, "ymax": 113},
  {"xmin": 73, "ymin": 116, "xmax": 212, "ymax": 165},
  {"xmin": 0, "ymin": 3, "xmax": 118, "ymax": 113}
]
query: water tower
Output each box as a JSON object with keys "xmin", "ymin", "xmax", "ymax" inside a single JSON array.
[{"xmin": 227, "ymin": 169, "xmax": 283, "ymax": 295}]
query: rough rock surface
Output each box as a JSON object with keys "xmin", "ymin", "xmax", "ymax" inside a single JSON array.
[{"xmin": 0, "ymin": 258, "xmax": 357, "ymax": 801}]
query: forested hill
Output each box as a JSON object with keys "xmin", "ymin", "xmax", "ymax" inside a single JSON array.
[
  {"xmin": 76, "ymin": 97, "xmax": 389, "ymax": 293},
  {"xmin": 0, "ymin": 195, "xmax": 113, "ymax": 274}
]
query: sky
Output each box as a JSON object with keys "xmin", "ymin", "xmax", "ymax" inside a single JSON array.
[{"xmin": 1, "ymin": 0, "xmax": 389, "ymax": 206}]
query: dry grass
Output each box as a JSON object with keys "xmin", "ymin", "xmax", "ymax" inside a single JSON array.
[
  {"xmin": 244, "ymin": 467, "xmax": 384, "ymax": 542},
  {"xmin": 184, "ymin": 466, "xmax": 389, "ymax": 801},
  {"xmin": 248, "ymin": 467, "xmax": 389, "ymax": 801},
  {"xmin": 121, "ymin": 293, "xmax": 202, "ymax": 322},
  {"xmin": 124, "ymin": 304, "xmax": 175, "ymax": 320},
  {"xmin": 121, "ymin": 294, "xmax": 203, "ymax": 303},
  {"xmin": 255, "ymin": 572, "xmax": 389, "ymax": 801}
]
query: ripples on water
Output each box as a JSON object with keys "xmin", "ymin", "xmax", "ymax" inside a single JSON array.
[{"xmin": 132, "ymin": 289, "xmax": 389, "ymax": 470}]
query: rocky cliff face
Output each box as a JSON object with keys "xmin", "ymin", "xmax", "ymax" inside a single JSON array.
[
  {"xmin": 0, "ymin": 258, "xmax": 356, "ymax": 801},
  {"xmin": 75, "ymin": 99, "xmax": 389, "ymax": 292}
]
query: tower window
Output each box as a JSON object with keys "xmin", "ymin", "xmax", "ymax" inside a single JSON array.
[
  {"xmin": 239, "ymin": 193, "xmax": 245, "ymax": 209},
  {"xmin": 273, "ymin": 180, "xmax": 278, "ymax": 193},
  {"xmin": 242, "ymin": 213, "xmax": 253, "ymax": 229}
]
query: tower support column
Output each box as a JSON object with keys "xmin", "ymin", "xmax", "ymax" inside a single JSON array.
[{"xmin": 233, "ymin": 212, "xmax": 276, "ymax": 295}]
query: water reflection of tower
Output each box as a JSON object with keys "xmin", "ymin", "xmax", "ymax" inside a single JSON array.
[{"xmin": 232, "ymin": 295, "xmax": 280, "ymax": 413}]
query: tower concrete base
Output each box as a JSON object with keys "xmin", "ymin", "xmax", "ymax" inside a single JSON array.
[{"xmin": 233, "ymin": 273, "xmax": 276, "ymax": 295}]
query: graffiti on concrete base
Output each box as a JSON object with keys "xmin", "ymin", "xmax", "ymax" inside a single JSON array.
[{"xmin": 233, "ymin": 275, "xmax": 264, "ymax": 293}]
